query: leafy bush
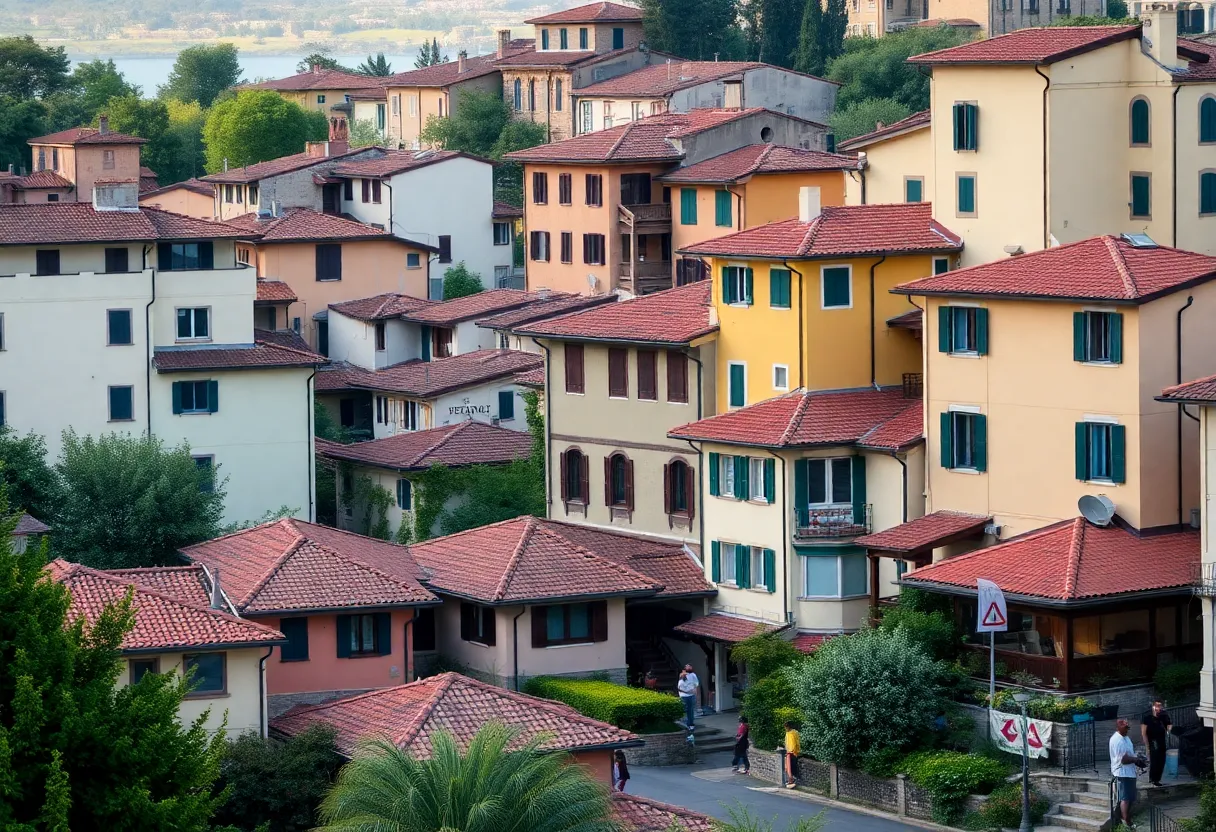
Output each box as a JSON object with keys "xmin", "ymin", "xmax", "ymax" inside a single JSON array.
[
  {"xmin": 983, "ymin": 689, "xmax": 1092, "ymax": 721},
  {"xmin": 902, "ymin": 751, "xmax": 1009, "ymax": 823},
  {"xmin": 741, "ymin": 674, "xmax": 802, "ymax": 750},
  {"xmin": 730, "ymin": 631, "xmax": 804, "ymax": 682},
  {"xmin": 879, "ymin": 605, "xmax": 959, "ymax": 661},
  {"xmin": 1154, "ymin": 661, "xmax": 1201, "ymax": 705},
  {"xmin": 964, "ymin": 782, "xmax": 1050, "ymax": 829},
  {"xmin": 442, "ymin": 263, "xmax": 483, "ymax": 300},
  {"xmin": 522, "ymin": 677, "xmax": 683, "ymax": 732},
  {"xmin": 1182, "ymin": 778, "xmax": 1216, "ymax": 832}
]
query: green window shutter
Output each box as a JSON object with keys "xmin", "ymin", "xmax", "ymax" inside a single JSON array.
[
  {"xmin": 207, "ymin": 380, "xmax": 219, "ymax": 413},
  {"xmin": 171, "ymin": 381, "xmax": 183, "ymax": 415},
  {"xmin": 744, "ymin": 268, "xmax": 754, "ymax": 305},
  {"xmin": 851, "ymin": 455, "xmax": 867, "ymax": 524},
  {"xmin": 1109, "ymin": 313, "xmax": 1123, "ymax": 364},
  {"xmin": 940, "ymin": 412, "xmax": 953, "ymax": 469},
  {"xmin": 957, "ymin": 176, "xmax": 976, "ymax": 214},
  {"xmin": 1111, "ymin": 424, "xmax": 1127, "ymax": 483},
  {"xmin": 1131, "ymin": 174, "xmax": 1150, "ymax": 217},
  {"xmin": 973, "ymin": 414, "xmax": 987, "ymax": 472},
  {"xmin": 335, "ymin": 615, "xmax": 352, "ymax": 658},
  {"xmin": 711, "ymin": 540, "xmax": 721, "ymax": 582},
  {"xmin": 734, "ymin": 455, "xmax": 749, "ymax": 500},
  {"xmin": 498, "ymin": 390, "xmax": 515, "ymax": 420},
  {"xmin": 728, "ymin": 364, "xmax": 745, "ymax": 408},
  {"xmin": 793, "ymin": 458, "xmax": 808, "ymax": 511},
  {"xmin": 822, "ymin": 267, "xmax": 851, "ymax": 307},
  {"xmin": 965, "ymin": 103, "xmax": 978, "ymax": 150},
  {"xmin": 421, "ymin": 325, "xmax": 431, "ymax": 361},
  {"xmin": 1202, "ymin": 97, "xmax": 1216, "ymax": 143},
  {"xmin": 952, "ymin": 103, "xmax": 963, "ymax": 151},
  {"xmin": 375, "ymin": 612, "xmax": 392, "ymax": 656},
  {"xmin": 721, "ymin": 266, "xmax": 734, "ymax": 304},
  {"xmin": 1073, "ymin": 312, "xmax": 1086, "ymax": 362},
  {"xmin": 1075, "ymin": 422, "xmax": 1089, "ymax": 480},
  {"xmin": 715, "ymin": 190, "xmax": 733, "ymax": 227},
  {"xmin": 681, "ymin": 188, "xmax": 697, "ymax": 224},
  {"xmin": 1131, "ymin": 99, "xmax": 1150, "ymax": 145},
  {"xmin": 763, "ymin": 458, "xmax": 775, "ymax": 503},
  {"xmin": 905, "ymin": 178, "xmax": 922, "ymax": 203},
  {"xmin": 736, "ymin": 545, "xmax": 750, "ymax": 588},
  {"xmin": 708, "ymin": 451, "xmax": 720, "ymax": 496},
  {"xmin": 1202, "ymin": 172, "xmax": 1216, "ymax": 214},
  {"xmin": 763, "ymin": 549, "xmax": 776, "ymax": 593},
  {"xmin": 938, "ymin": 306, "xmax": 953, "ymax": 353},
  {"xmin": 770, "ymin": 269, "xmax": 791, "ymax": 309},
  {"xmin": 975, "ymin": 308, "xmax": 989, "ymax": 355}
]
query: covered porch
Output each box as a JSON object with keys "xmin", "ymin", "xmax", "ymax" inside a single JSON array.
[
  {"xmin": 854, "ymin": 510, "xmax": 991, "ymax": 609},
  {"xmin": 673, "ymin": 613, "xmax": 786, "ymax": 713}
]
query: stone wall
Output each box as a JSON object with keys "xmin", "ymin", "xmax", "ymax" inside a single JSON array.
[{"xmin": 624, "ymin": 730, "xmax": 695, "ymax": 766}]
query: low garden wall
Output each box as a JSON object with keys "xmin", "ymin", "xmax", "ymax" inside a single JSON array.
[{"xmin": 623, "ymin": 730, "xmax": 695, "ymax": 766}]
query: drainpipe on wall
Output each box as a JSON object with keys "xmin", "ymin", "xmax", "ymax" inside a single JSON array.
[
  {"xmin": 512, "ymin": 607, "xmax": 527, "ymax": 690},
  {"xmin": 404, "ymin": 614, "xmax": 414, "ymax": 681},
  {"xmin": 531, "ymin": 338, "xmax": 554, "ymax": 507},
  {"xmin": 869, "ymin": 255, "xmax": 887, "ymax": 389},
  {"xmin": 1173, "ymin": 84, "xmax": 1182, "ymax": 247},
  {"xmin": 258, "ymin": 646, "xmax": 273, "ymax": 737},
  {"xmin": 781, "ymin": 260, "xmax": 805, "ymax": 389},
  {"xmin": 1034, "ymin": 65, "xmax": 1051, "ymax": 249},
  {"xmin": 143, "ymin": 244, "xmax": 155, "ymax": 436},
  {"xmin": 305, "ymin": 370, "xmax": 316, "ymax": 520},
  {"xmin": 1178, "ymin": 295, "xmax": 1195, "ymax": 530}
]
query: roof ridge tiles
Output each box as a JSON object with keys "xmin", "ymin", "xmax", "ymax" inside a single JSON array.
[
  {"xmin": 408, "ymin": 421, "xmax": 467, "ymax": 468},
  {"xmin": 1102, "ymin": 234, "xmax": 1140, "ymax": 298},
  {"xmin": 607, "ymin": 120, "xmax": 642, "ymax": 160},
  {"xmin": 392, "ymin": 672, "xmax": 461, "ymax": 747},
  {"xmin": 905, "ymin": 518, "xmax": 1075, "ymax": 574},
  {"xmin": 493, "ymin": 517, "xmax": 541, "ymax": 601},
  {"xmin": 236, "ymin": 530, "xmax": 309, "ymax": 610},
  {"xmin": 778, "ymin": 389, "xmax": 816, "ymax": 445},
  {"xmin": 1063, "ymin": 517, "xmax": 1085, "ymax": 599}
]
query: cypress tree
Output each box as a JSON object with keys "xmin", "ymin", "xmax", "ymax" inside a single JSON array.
[
  {"xmin": 795, "ymin": 0, "xmax": 826, "ymax": 75},
  {"xmin": 760, "ymin": 0, "xmax": 803, "ymax": 67}
]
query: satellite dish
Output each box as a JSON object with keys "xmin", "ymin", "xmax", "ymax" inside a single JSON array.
[{"xmin": 1078, "ymin": 494, "xmax": 1116, "ymax": 527}]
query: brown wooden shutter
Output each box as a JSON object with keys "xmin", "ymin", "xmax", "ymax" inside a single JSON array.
[
  {"xmin": 685, "ymin": 462, "xmax": 696, "ymax": 521},
  {"xmin": 625, "ymin": 458, "xmax": 634, "ymax": 510},
  {"xmin": 637, "ymin": 350, "xmax": 657, "ymax": 400},
  {"xmin": 565, "ymin": 344, "xmax": 584, "ymax": 394},
  {"xmin": 579, "ymin": 455, "xmax": 589, "ymax": 503},
  {"xmin": 590, "ymin": 601, "xmax": 609, "ymax": 642},
  {"xmin": 667, "ymin": 351, "xmax": 688, "ymax": 403},
  {"xmin": 531, "ymin": 606, "xmax": 549, "ymax": 648},
  {"xmin": 663, "ymin": 463, "xmax": 671, "ymax": 514},
  {"xmin": 604, "ymin": 456, "xmax": 612, "ymax": 505},
  {"xmin": 608, "ymin": 348, "xmax": 628, "ymax": 397},
  {"xmin": 559, "ymin": 450, "xmax": 569, "ymax": 501}
]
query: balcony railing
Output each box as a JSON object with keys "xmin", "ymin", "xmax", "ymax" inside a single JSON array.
[
  {"xmin": 1193, "ymin": 562, "xmax": 1216, "ymax": 596},
  {"xmin": 793, "ymin": 505, "xmax": 872, "ymax": 540},
  {"xmin": 618, "ymin": 203, "xmax": 672, "ymax": 230}
]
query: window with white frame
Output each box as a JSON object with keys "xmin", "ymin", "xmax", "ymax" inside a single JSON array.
[
  {"xmin": 581, "ymin": 101, "xmax": 593, "ymax": 134},
  {"xmin": 719, "ymin": 453, "xmax": 736, "ymax": 497},
  {"xmin": 749, "ymin": 458, "xmax": 766, "ymax": 502},
  {"xmin": 802, "ymin": 553, "xmax": 868, "ymax": 598},
  {"xmin": 807, "ymin": 457, "xmax": 852, "ymax": 506},
  {"xmin": 176, "ymin": 307, "xmax": 210, "ymax": 341},
  {"xmin": 721, "ymin": 541, "xmax": 738, "ymax": 584},
  {"xmin": 773, "ymin": 364, "xmax": 789, "ymax": 391},
  {"xmin": 750, "ymin": 546, "xmax": 770, "ymax": 589}
]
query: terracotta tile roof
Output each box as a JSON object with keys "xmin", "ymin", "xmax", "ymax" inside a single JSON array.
[
  {"xmin": 514, "ymin": 366, "xmax": 546, "ymax": 387},
  {"xmin": 516, "ymin": 281, "xmax": 716, "ymax": 345},
  {"xmin": 272, "ymin": 671, "xmax": 640, "ymax": 757},
  {"xmin": 492, "ymin": 200, "xmax": 524, "ymax": 219},
  {"xmin": 316, "ymin": 421, "xmax": 534, "ymax": 470},
  {"xmin": 315, "ymin": 350, "xmax": 542, "ymax": 397},
  {"xmin": 576, "ymin": 61, "xmax": 763, "ymax": 97},
  {"xmin": 674, "ymin": 613, "xmax": 783, "ymax": 643},
  {"xmin": 504, "ymin": 108, "xmax": 787, "ymax": 164},
  {"xmin": 660, "ymin": 144, "xmax": 857, "ymax": 183},
  {"xmin": 894, "ymin": 235, "xmax": 1216, "ymax": 303},
  {"xmin": 475, "ymin": 292, "xmax": 616, "ymax": 329},
  {"xmin": 1160, "ymin": 373, "xmax": 1216, "ymax": 404},
  {"xmin": 227, "ymin": 208, "xmax": 410, "ymax": 244},
  {"xmin": 104, "ymin": 564, "xmax": 213, "ymax": 607},
  {"xmin": 13, "ymin": 513, "xmax": 50, "ymax": 536},
  {"xmin": 140, "ymin": 177, "xmax": 214, "ymax": 198},
  {"xmin": 1177, "ymin": 39, "xmax": 1216, "ymax": 82},
  {"xmin": 408, "ymin": 516, "xmax": 667, "ymax": 603},
  {"xmin": 492, "ymin": 48, "xmax": 622, "ymax": 68},
  {"xmin": 329, "ymin": 292, "xmax": 433, "ymax": 321},
  {"xmin": 246, "ymin": 68, "xmax": 390, "ymax": 92},
  {"xmin": 11, "ymin": 170, "xmax": 74, "ymax": 189},
  {"xmin": 836, "ymin": 110, "xmax": 930, "ymax": 151},
  {"xmin": 908, "ymin": 24, "xmax": 1140, "ymax": 65},
  {"xmin": 0, "ymin": 204, "xmax": 246, "ymax": 246},
  {"xmin": 384, "ymin": 42, "xmax": 534, "ymax": 87},
  {"xmin": 180, "ymin": 518, "xmax": 436, "ymax": 615},
  {"xmin": 201, "ymin": 147, "xmax": 370, "ymax": 184},
  {"xmin": 255, "ymin": 279, "xmax": 297, "ymax": 303},
  {"xmin": 670, "ymin": 387, "xmax": 923, "ymax": 450},
  {"xmin": 855, "ymin": 510, "xmax": 990, "ymax": 554},
  {"xmin": 887, "ymin": 308, "xmax": 923, "ymax": 330},
  {"xmin": 526, "ymin": 2, "xmax": 644, "ymax": 23},
  {"xmin": 402, "ymin": 289, "xmax": 537, "ymax": 324},
  {"xmin": 30, "ymin": 126, "xmax": 147, "ymax": 145},
  {"xmin": 329, "ymin": 149, "xmax": 479, "ymax": 178},
  {"xmin": 902, "ymin": 518, "xmax": 1199, "ymax": 602},
  {"xmin": 50, "ymin": 560, "xmax": 284, "ymax": 651},
  {"xmin": 679, "ymin": 203, "xmax": 962, "ymax": 259},
  {"xmin": 611, "ymin": 793, "xmax": 713, "ymax": 832},
  {"xmin": 153, "ymin": 332, "xmax": 324, "ymax": 372},
  {"xmin": 792, "ymin": 632, "xmax": 838, "ymax": 653}
]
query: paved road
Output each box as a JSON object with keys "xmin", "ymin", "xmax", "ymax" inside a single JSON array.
[{"xmin": 628, "ymin": 751, "xmax": 925, "ymax": 831}]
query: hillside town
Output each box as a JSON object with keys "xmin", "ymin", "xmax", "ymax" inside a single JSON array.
[{"xmin": 6, "ymin": 1, "xmax": 1216, "ymax": 830}]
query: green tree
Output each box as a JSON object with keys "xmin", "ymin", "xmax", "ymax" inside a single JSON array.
[
  {"xmin": 357, "ymin": 53, "xmax": 394, "ymax": 76},
  {"xmin": 794, "ymin": 0, "xmax": 826, "ymax": 75},
  {"xmin": 434, "ymin": 459, "xmax": 546, "ymax": 537},
  {"xmin": 54, "ymin": 430, "xmax": 226, "ymax": 569},
  {"xmin": 822, "ymin": 0, "xmax": 848, "ymax": 67},
  {"xmin": 760, "ymin": 0, "xmax": 803, "ymax": 67},
  {"xmin": 641, "ymin": 0, "xmax": 745, "ymax": 60},
  {"xmin": 1107, "ymin": 0, "xmax": 1130, "ymax": 17},
  {"xmin": 347, "ymin": 117, "xmax": 383, "ymax": 148},
  {"xmin": 202, "ymin": 89, "xmax": 328, "ymax": 173},
  {"xmin": 212, "ymin": 725, "xmax": 343, "ymax": 832},
  {"xmin": 0, "ymin": 36, "xmax": 72, "ymax": 99},
  {"xmin": 442, "ymin": 262, "xmax": 484, "ymax": 300},
  {"xmin": 786, "ymin": 627, "xmax": 946, "ymax": 769},
  {"xmin": 160, "ymin": 43, "xmax": 243, "ymax": 107},
  {"xmin": 0, "ymin": 484, "xmax": 227, "ymax": 830},
  {"xmin": 297, "ymin": 49, "xmax": 346, "ymax": 73},
  {"xmin": 828, "ymin": 97, "xmax": 912, "ymax": 141},
  {"xmin": 164, "ymin": 98, "xmax": 208, "ymax": 183},
  {"xmin": 0, "ymin": 426, "xmax": 62, "ymax": 525},
  {"xmin": 730, "ymin": 631, "xmax": 803, "ymax": 681},
  {"xmin": 827, "ymin": 26, "xmax": 970, "ymax": 111},
  {"xmin": 316, "ymin": 724, "xmax": 617, "ymax": 832},
  {"xmin": 99, "ymin": 95, "xmax": 173, "ymax": 178},
  {"xmin": 414, "ymin": 39, "xmax": 436, "ymax": 69},
  {"xmin": 0, "ymin": 98, "xmax": 47, "ymax": 171},
  {"xmin": 71, "ymin": 59, "xmax": 141, "ymax": 116}
]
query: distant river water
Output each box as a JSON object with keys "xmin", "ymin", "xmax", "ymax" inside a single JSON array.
[{"xmin": 69, "ymin": 53, "xmax": 422, "ymax": 93}]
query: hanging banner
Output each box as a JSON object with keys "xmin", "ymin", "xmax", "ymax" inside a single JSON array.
[
  {"xmin": 990, "ymin": 710, "xmax": 1052, "ymax": 758},
  {"xmin": 976, "ymin": 578, "xmax": 1009, "ymax": 633}
]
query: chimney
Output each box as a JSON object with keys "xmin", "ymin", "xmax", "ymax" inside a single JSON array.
[
  {"xmin": 799, "ymin": 186, "xmax": 821, "ymax": 223},
  {"xmin": 1140, "ymin": 3, "xmax": 1181, "ymax": 69},
  {"xmin": 458, "ymin": 50, "xmax": 467, "ymax": 73},
  {"xmin": 98, "ymin": 114, "xmax": 109, "ymax": 135},
  {"xmin": 209, "ymin": 568, "xmax": 224, "ymax": 610},
  {"xmin": 311, "ymin": 62, "xmax": 322, "ymax": 74},
  {"xmin": 497, "ymin": 29, "xmax": 511, "ymax": 58}
]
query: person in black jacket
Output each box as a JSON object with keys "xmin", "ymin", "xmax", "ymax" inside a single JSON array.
[
  {"xmin": 731, "ymin": 715, "xmax": 751, "ymax": 774},
  {"xmin": 613, "ymin": 750, "xmax": 631, "ymax": 792}
]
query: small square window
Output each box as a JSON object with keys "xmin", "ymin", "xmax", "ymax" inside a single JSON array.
[
  {"xmin": 1075, "ymin": 311, "xmax": 1122, "ymax": 364},
  {"xmin": 107, "ymin": 309, "xmax": 133, "ymax": 346},
  {"xmin": 129, "ymin": 657, "xmax": 159, "ymax": 685},
  {"xmin": 407, "ymin": 252, "xmax": 421, "ymax": 269},
  {"xmin": 108, "ymin": 386, "xmax": 134, "ymax": 421},
  {"xmin": 773, "ymin": 364, "xmax": 789, "ymax": 391},
  {"xmin": 175, "ymin": 380, "xmax": 214, "ymax": 414},
  {"xmin": 184, "ymin": 652, "xmax": 226, "ymax": 695},
  {"xmin": 493, "ymin": 222, "xmax": 512, "ymax": 245},
  {"xmin": 905, "ymin": 177, "xmax": 924, "ymax": 203},
  {"xmin": 821, "ymin": 266, "xmax": 852, "ymax": 309}
]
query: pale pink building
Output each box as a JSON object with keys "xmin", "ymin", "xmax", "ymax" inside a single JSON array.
[{"xmin": 1, "ymin": 118, "xmax": 147, "ymax": 204}]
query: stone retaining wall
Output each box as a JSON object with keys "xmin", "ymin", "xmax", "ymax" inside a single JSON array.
[{"xmin": 624, "ymin": 730, "xmax": 695, "ymax": 766}]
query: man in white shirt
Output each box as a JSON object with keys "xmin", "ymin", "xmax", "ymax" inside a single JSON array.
[
  {"xmin": 1109, "ymin": 718, "xmax": 1146, "ymax": 828},
  {"xmin": 677, "ymin": 664, "xmax": 700, "ymax": 729}
]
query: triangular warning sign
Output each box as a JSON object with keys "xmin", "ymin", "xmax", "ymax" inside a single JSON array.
[{"xmin": 981, "ymin": 602, "xmax": 1006, "ymax": 628}]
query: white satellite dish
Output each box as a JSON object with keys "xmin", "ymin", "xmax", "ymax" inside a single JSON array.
[{"xmin": 1078, "ymin": 494, "xmax": 1116, "ymax": 527}]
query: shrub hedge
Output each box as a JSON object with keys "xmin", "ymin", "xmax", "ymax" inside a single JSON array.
[
  {"xmin": 740, "ymin": 674, "xmax": 802, "ymax": 750},
  {"xmin": 901, "ymin": 750, "xmax": 1009, "ymax": 824},
  {"xmin": 963, "ymin": 782, "xmax": 1050, "ymax": 830},
  {"xmin": 521, "ymin": 677, "xmax": 683, "ymax": 732},
  {"xmin": 1154, "ymin": 661, "xmax": 1201, "ymax": 705}
]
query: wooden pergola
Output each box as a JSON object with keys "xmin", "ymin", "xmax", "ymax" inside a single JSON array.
[{"xmin": 855, "ymin": 510, "xmax": 992, "ymax": 609}]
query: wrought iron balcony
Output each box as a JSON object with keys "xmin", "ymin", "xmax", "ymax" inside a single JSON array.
[
  {"xmin": 793, "ymin": 505, "xmax": 872, "ymax": 541},
  {"xmin": 1193, "ymin": 562, "xmax": 1216, "ymax": 596}
]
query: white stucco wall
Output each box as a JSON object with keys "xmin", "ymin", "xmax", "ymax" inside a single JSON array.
[
  {"xmin": 120, "ymin": 648, "xmax": 267, "ymax": 738},
  {"xmin": 369, "ymin": 381, "xmax": 531, "ymax": 439}
]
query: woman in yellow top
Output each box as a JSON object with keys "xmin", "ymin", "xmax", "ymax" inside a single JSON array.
[{"xmin": 782, "ymin": 721, "xmax": 801, "ymax": 789}]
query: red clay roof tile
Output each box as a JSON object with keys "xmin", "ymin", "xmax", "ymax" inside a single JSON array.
[
  {"xmin": 255, "ymin": 279, "xmax": 297, "ymax": 303},
  {"xmin": 514, "ymin": 366, "xmax": 546, "ymax": 387},
  {"xmin": 329, "ymin": 149, "xmax": 480, "ymax": 178},
  {"xmin": 246, "ymin": 68, "xmax": 390, "ymax": 92},
  {"xmin": 516, "ymin": 281, "xmax": 715, "ymax": 345},
  {"xmin": 140, "ymin": 177, "xmax": 214, "ymax": 198},
  {"xmin": 30, "ymin": 126, "xmax": 147, "ymax": 145},
  {"xmin": 153, "ymin": 332, "xmax": 323, "ymax": 372},
  {"xmin": 329, "ymin": 292, "xmax": 434, "ymax": 321},
  {"xmin": 526, "ymin": 2, "xmax": 644, "ymax": 23},
  {"xmin": 611, "ymin": 793, "xmax": 714, "ymax": 832},
  {"xmin": 908, "ymin": 24, "xmax": 1140, "ymax": 64},
  {"xmin": 0, "ymin": 204, "xmax": 246, "ymax": 246},
  {"xmin": 315, "ymin": 421, "xmax": 534, "ymax": 470},
  {"xmin": 1160, "ymin": 373, "xmax": 1216, "ymax": 403},
  {"xmin": 679, "ymin": 203, "xmax": 962, "ymax": 259},
  {"xmin": 104, "ymin": 564, "xmax": 214, "ymax": 607},
  {"xmin": 576, "ymin": 61, "xmax": 763, "ymax": 97},
  {"xmin": 10, "ymin": 170, "xmax": 74, "ymax": 189},
  {"xmin": 674, "ymin": 613, "xmax": 783, "ymax": 643},
  {"xmin": 836, "ymin": 110, "xmax": 930, "ymax": 151},
  {"xmin": 492, "ymin": 200, "xmax": 524, "ymax": 219},
  {"xmin": 854, "ymin": 510, "xmax": 991, "ymax": 554},
  {"xmin": 226, "ymin": 208, "xmax": 419, "ymax": 244},
  {"xmin": 660, "ymin": 144, "xmax": 857, "ymax": 183},
  {"xmin": 315, "ymin": 350, "xmax": 542, "ymax": 397},
  {"xmin": 271, "ymin": 671, "xmax": 640, "ymax": 757},
  {"xmin": 475, "ymin": 292, "xmax": 616, "ymax": 329},
  {"xmin": 791, "ymin": 632, "xmax": 838, "ymax": 653},
  {"xmin": 1177, "ymin": 39, "xmax": 1216, "ymax": 81},
  {"xmin": 384, "ymin": 41, "xmax": 534, "ymax": 87},
  {"xmin": 894, "ymin": 235, "xmax": 1216, "ymax": 302},
  {"xmin": 403, "ymin": 289, "xmax": 537, "ymax": 324},
  {"xmin": 202, "ymin": 147, "xmax": 371, "ymax": 184}
]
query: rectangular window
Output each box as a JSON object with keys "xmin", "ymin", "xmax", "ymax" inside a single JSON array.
[
  {"xmin": 541, "ymin": 29, "xmax": 550, "ymax": 49},
  {"xmin": 957, "ymin": 174, "xmax": 977, "ymax": 217},
  {"xmin": 747, "ymin": 458, "xmax": 767, "ymax": 502},
  {"xmin": 438, "ymin": 235, "xmax": 452, "ymax": 263},
  {"xmin": 637, "ymin": 350, "xmax": 657, "ymax": 400},
  {"xmin": 413, "ymin": 608, "xmax": 437, "ymax": 652},
  {"xmin": 493, "ymin": 222, "xmax": 512, "ymax": 245},
  {"xmin": 183, "ymin": 652, "xmax": 225, "ymax": 695},
  {"xmin": 396, "ymin": 477, "xmax": 412, "ymax": 510},
  {"xmin": 608, "ymin": 347, "xmax": 628, "ymax": 397},
  {"xmin": 585, "ymin": 173, "xmax": 603, "ymax": 207},
  {"xmin": 344, "ymin": 179, "xmax": 354, "ymax": 201},
  {"xmin": 715, "ymin": 190, "xmax": 733, "ymax": 227},
  {"xmin": 532, "ymin": 172, "xmax": 548, "ymax": 204},
  {"xmin": 769, "ymin": 268, "xmax": 791, "ymax": 309},
  {"xmin": 559, "ymin": 173, "xmax": 572, "ymax": 205},
  {"xmin": 802, "ymin": 554, "xmax": 868, "ymax": 598},
  {"xmin": 348, "ymin": 613, "xmax": 379, "ymax": 655},
  {"xmin": 460, "ymin": 602, "xmax": 496, "ymax": 646},
  {"xmin": 721, "ymin": 266, "xmax": 752, "ymax": 305},
  {"xmin": 1131, "ymin": 173, "xmax": 1151, "ymax": 219},
  {"xmin": 104, "ymin": 247, "xmax": 129, "ymax": 273},
  {"xmin": 905, "ymin": 177, "xmax": 924, "ymax": 203},
  {"xmin": 667, "ymin": 351, "xmax": 688, "ymax": 403},
  {"xmin": 315, "ymin": 244, "xmax": 343, "ymax": 281},
  {"xmin": 1073, "ymin": 310, "xmax": 1123, "ymax": 364},
  {"xmin": 279, "ymin": 617, "xmax": 309, "ymax": 662},
  {"xmin": 249, "ymin": 184, "xmax": 259, "ymax": 204},
  {"xmin": 937, "ymin": 306, "xmax": 988, "ymax": 355},
  {"xmin": 580, "ymin": 27, "xmax": 589, "ymax": 48},
  {"xmin": 102, "ymin": 149, "xmax": 115, "ymax": 170},
  {"xmin": 498, "ymin": 389, "xmax": 516, "ymax": 420},
  {"xmin": 537, "ymin": 603, "xmax": 599, "ymax": 646},
  {"xmin": 1076, "ymin": 421, "xmax": 1126, "ymax": 483},
  {"xmin": 407, "ymin": 252, "xmax": 421, "ymax": 269},
  {"xmin": 728, "ymin": 361, "xmax": 746, "ymax": 408},
  {"xmin": 952, "ymin": 102, "xmax": 978, "ymax": 151},
  {"xmin": 176, "ymin": 307, "xmax": 210, "ymax": 341},
  {"xmin": 51, "ymin": 148, "xmax": 59, "ymax": 170},
  {"xmin": 46, "ymin": 193, "xmax": 59, "ymax": 203},
  {"xmin": 582, "ymin": 233, "xmax": 605, "ymax": 265},
  {"xmin": 375, "ymin": 321, "xmax": 386, "ymax": 351},
  {"xmin": 107, "ymin": 309, "xmax": 133, "ymax": 346},
  {"xmin": 317, "ymin": 94, "xmax": 326, "ymax": 104},
  {"xmin": 565, "ymin": 344, "xmax": 585, "ymax": 393},
  {"xmin": 555, "ymin": 79, "xmax": 563, "ymax": 111},
  {"xmin": 821, "ymin": 265, "xmax": 852, "ymax": 309},
  {"xmin": 129, "ymin": 657, "xmax": 159, "ymax": 685},
  {"xmin": 560, "ymin": 231, "xmax": 573, "ymax": 263},
  {"xmin": 371, "ymin": 179, "xmax": 382, "ymax": 204},
  {"xmin": 773, "ymin": 364, "xmax": 789, "ymax": 390},
  {"xmin": 719, "ymin": 542, "xmax": 738, "ymax": 584},
  {"xmin": 581, "ymin": 100, "xmax": 593, "ymax": 133},
  {"xmin": 35, "ymin": 249, "xmax": 60, "ymax": 276},
  {"xmin": 194, "ymin": 455, "xmax": 214, "ymax": 493},
  {"xmin": 940, "ymin": 410, "xmax": 987, "ymax": 472},
  {"xmin": 680, "ymin": 188, "xmax": 697, "ymax": 224},
  {"xmin": 806, "ymin": 457, "xmax": 852, "ymax": 506},
  {"xmin": 362, "ymin": 179, "xmax": 371, "ymax": 203},
  {"xmin": 529, "ymin": 231, "xmax": 550, "ymax": 262},
  {"xmin": 108, "ymin": 385, "xmax": 134, "ymax": 421},
  {"xmin": 173, "ymin": 380, "xmax": 216, "ymax": 415},
  {"xmin": 934, "ymin": 257, "xmax": 950, "ymax": 275},
  {"xmin": 560, "ymin": 28, "xmax": 569, "ymax": 48},
  {"xmin": 750, "ymin": 546, "xmax": 775, "ymax": 592},
  {"xmin": 612, "ymin": 27, "xmax": 624, "ymax": 48},
  {"xmin": 157, "ymin": 242, "xmax": 213, "ymax": 271}
]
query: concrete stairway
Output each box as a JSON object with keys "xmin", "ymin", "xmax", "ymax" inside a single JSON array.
[{"xmin": 1037, "ymin": 781, "xmax": 1111, "ymax": 832}]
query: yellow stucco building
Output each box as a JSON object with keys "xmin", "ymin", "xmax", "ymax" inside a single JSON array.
[{"xmin": 839, "ymin": 110, "xmax": 933, "ymax": 206}]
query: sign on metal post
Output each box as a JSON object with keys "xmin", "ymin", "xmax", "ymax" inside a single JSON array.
[
  {"xmin": 976, "ymin": 578, "xmax": 1008, "ymax": 715},
  {"xmin": 989, "ymin": 710, "xmax": 1052, "ymax": 759}
]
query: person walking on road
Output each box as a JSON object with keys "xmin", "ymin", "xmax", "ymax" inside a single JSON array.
[
  {"xmin": 731, "ymin": 715, "xmax": 751, "ymax": 774},
  {"xmin": 1110, "ymin": 718, "xmax": 1148, "ymax": 828},
  {"xmin": 781, "ymin": 721, "xmax": 801, "ymax": 789},
  {"xmin": 677, "ymin": 666, "xmax": 699, "ymax": 729},
  {"xmin": 613, "ymin": 749, "xmax": 630, "ymax": 792},
  {"xmin": 1140, "ymin": 699, "xmax": 1172, "ymax": 787}
]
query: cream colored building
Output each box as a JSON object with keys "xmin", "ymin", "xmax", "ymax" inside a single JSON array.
[{"xmin": 839, "ymin": 110, "xmax": 933, "ymax": 206}]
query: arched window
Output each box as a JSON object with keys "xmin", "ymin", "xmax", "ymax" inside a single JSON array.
[
  {"xmin": 513, "ymin": 79, "xmax": 522, "ymax": 111},
  {"xmin": 665, "ymin": 459, "xmax": 695, "ymax": 519},
  {"xmin": 605, "ymin": 453, "xmax": 633, "ymax": 509},
  {"xmin": 1130, "ymin": 97, "xmax": 1151, "ymax": 146},
  {"xmin": 1201, "ymin": 96, "xmax": 1216, "ymax": 144},
  {"xmin": 560, "ymin": 448, "xmax": 587, "ymax": 504},
  {"xmin": 528, "ymin": 79, "xmax": 536, "ymax": 112},
  {"xmin": 1201, "ymin": 171, "xmax": 1216, "ymax": 216}
]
